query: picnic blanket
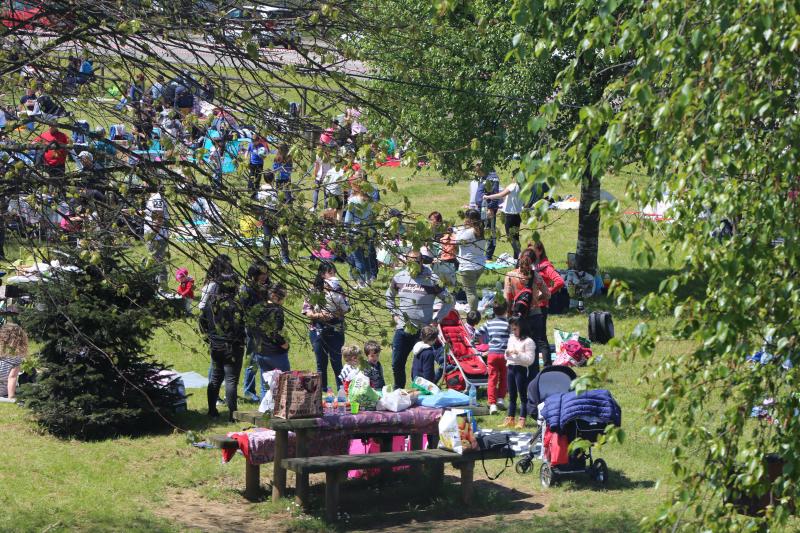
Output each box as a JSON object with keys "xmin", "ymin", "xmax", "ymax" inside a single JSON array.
[
  {"xmin": 222, "ymin": 428, "xmax": 351, "ymax": 465},
  {"xmin": 476, "ymin": 428, "xmax": 540, "ymax": 457},
  {"xmin": 484, "ymin": 261, "xmax": 513, "ymax": 271}
]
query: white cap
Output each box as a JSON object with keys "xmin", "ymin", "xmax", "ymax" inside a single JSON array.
[{"xmin": 78, "ymin": 151, "xmax": 93, "ymax": 161}]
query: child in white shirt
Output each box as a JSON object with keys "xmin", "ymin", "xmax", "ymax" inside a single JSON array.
[
  {"xmin": 503, "ymin": 317, "xmax": 536, "ymax": 429},
  {"xmin": 339, "ymin": 345, "xmax": 362, "ymax": 394}
]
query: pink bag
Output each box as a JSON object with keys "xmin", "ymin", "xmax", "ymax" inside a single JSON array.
[{"xmin": 553, "ymin": 340, "xmax": 593, "ymax": 367}]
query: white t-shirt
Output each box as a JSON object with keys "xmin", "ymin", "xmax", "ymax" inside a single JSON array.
[
  {"xmin": 257, "ymin": 185, "xmax": 279, "ymax": 211},
  {"xmin": 501, "ymin": 182, "xmax": 523, "ymax": 215},
  {"xmin": 145, "ymin": 192, "xmax": 169, "ymax": 239},
  {"xmin": 324, "ymin": 167, "xmax": 345, "ymax": 196},
  {"xmin": 454, "ymin": 226, "xmax": 487, "ymax": 272},
  {"xmin": 315, "ymin": 157, "xmax": 332, "ymax": 183}
]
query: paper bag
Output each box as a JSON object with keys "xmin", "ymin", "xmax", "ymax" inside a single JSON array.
[{"xmin": 273, "ymin": 371, "xmax": 322, "ymax": 419}]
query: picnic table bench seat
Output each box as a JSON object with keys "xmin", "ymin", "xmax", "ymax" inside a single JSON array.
[{"xmin": 283, "ymin": 448, "xmax": 509, "ymax": 521}]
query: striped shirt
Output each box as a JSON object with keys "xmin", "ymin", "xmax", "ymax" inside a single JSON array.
[{"xmin": 475, "ymin": 317, "xmax": 510, "ymax": 354}]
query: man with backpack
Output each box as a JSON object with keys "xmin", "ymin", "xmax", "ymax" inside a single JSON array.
[{"xmin": 199, "ymin": 274, "xmax": 245, "ymax": 421}]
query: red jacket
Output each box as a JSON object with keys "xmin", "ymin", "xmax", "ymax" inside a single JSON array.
[
  {"xmin": 177, "ymin": 278, "xmax": 195, "ymax": 299},
  {"xmin": 35, "ymin": 130, "xmax": 69, "ymax": 167},
  {"xmin": 536, "ymin": 259, "xmax": 564, "ymax": 308}
]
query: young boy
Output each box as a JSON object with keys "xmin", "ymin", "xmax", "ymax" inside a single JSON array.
[
  {"xmin": 411, "ymin": 325, "xmax": 441, "ymax": 385},
  {"xmin": 474, "ymin": 302, "xmax": 510, "ymax": 414},
  {"xmin": 465, "ymin": 310, "xmax": 481, "ymax": 341},
  {"xmin": 363, "ymin": 340, "xmax": 385, "ymax": 389},
  {"xmin": 339, "ymin": 345, "xmax": 362, "ymax": 394}
]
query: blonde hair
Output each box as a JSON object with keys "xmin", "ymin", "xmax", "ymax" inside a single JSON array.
[
  {"xmin": 342, "ymin": 345, "xmax": 362, "ymax": 362},
  {"xmin": 0, "ymin": 323, "xmax": 29, "ymax": 359}
]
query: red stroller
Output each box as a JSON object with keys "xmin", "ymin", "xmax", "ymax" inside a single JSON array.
[{"xmin": 437, "ymin": 309, "xmax": 489, "ymax": 391}]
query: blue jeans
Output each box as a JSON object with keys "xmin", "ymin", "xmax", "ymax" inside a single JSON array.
[
  {"xmin": 243, "ymin": 351, "xmax": 267, "ymax": 400},
  {"xmin": 348, "ymin": 247, "xmax": 369, "ymax": 283},
  {"xmin": 368, "ymin": 243, "xmax": 378, "ymax": 280},
  {"xmin": 310, "ymin": 326, "xmax": 345, "ymax": 391},
  {"xmin": 484, "ymin": 210, "xmax": 497, "ymax": 259},
  {"xmin": 255, "ymin": 352, "xmax": 291, "ymax": 375},
  {"xmin": 391, "ymin": 328, "xmax": 421, "ymax": 389},
  {"xmin": 312, "ymin": 181, "xmax": 328, "ymax": 210}
]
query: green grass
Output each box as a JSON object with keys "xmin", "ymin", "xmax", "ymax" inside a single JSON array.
[{"xmin": 0, "ymin": 148, "xmax": 684, "ymax": 531}]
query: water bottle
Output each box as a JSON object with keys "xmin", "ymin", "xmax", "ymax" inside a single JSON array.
[
  {"xmin": 468, "ymin": 384, "xmax": 477, "ymax": 406},
  {"xmin": 337, "ymin": 387, "xmax": 347, "ymax": 414},
  {"xmin": 325, "ymin": 388, "xmax": 334, "ymax": 415}
]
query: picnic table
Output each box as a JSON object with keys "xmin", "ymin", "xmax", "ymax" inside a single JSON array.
[
  {"xmin": 278, "ymin": 408, "xmax": 444, "ymax": 504},
  {"xmin": 211, "ymin": 406, "xmax": 504, "ymax": 521}
]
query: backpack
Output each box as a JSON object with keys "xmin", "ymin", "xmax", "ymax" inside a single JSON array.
[{"xmin": 511, "ymin": 276, "xmax": 534, "ymax": 317}]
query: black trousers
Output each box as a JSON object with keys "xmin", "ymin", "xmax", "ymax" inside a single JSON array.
[
  {"xmin": 248, "ymin": 163, "xmax": 263, "ymax": 192},
  {"xmin": 504, "ymin": 212, "xmax": 522, "ymax": 259},
  {"xmin": 207, "ymin": 343, "xmax": 244, "ymax": 420},
  {"xmin": 528, "ymin": 310, "xmax": 551, "ymax": 370}
]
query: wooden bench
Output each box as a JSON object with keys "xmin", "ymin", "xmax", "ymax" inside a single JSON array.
[{"xmin": 283, "ymin": 448, "xmax": 508, "ymax": 522}]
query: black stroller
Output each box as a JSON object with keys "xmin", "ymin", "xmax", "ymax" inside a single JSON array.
[{"xmin": 515, "ymin": 365, "xmax": 612, "ymax": 487}]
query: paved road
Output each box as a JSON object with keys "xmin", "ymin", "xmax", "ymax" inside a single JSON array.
[{"xmin": 29, "ymin": 31, "xmax": 366, "ymax": 75}]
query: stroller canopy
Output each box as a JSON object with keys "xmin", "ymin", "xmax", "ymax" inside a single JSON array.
[{"xmin": 527, "ymin": 365, "xmax": 577, "ymax": 416}]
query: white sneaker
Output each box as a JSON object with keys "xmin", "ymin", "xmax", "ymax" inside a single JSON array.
[{"xmin": 489, "ymin": 404, "xmax": 498, "ymax": 415}]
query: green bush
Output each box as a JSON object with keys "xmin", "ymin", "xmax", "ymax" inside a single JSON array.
[{"xmin": 18, "ymin": 247, "xmax": 179, "ymax": 440}]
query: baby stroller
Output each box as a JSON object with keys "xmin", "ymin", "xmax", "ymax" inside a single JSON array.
[
  {"xmin": 516, "ymin": 366, "xmax": 618, "ymax": 487},
  {"xmin": 437, "ymin": 309, "xmax": 488, "ymax": 391}
]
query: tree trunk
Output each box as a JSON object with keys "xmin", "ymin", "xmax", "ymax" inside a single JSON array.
[{"xmin": 576, "ymin": 163, "xmax": 601, "ymax": 274}]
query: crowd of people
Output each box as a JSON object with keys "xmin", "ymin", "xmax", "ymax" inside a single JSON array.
[
  {"xmin": 191, "ymin": 226, "xmax": 563, "ymax": 427},
  {"xmin": 1, "ymin": 62, "xmax": 568, "ymax": 426}
]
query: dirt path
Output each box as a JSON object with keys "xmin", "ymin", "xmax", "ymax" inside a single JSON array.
[
  {"xmin": 349, "ymin": 476, "xmax": 551, "ymax": 532},
  {"xmin": 157, "ymin": 472, "xmax": 550, "ymax": 532},
  {"xmin": 155, "ymin": 489, "xmax": 289, "ymax": 533}
]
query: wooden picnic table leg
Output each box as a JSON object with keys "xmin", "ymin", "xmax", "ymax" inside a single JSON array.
[
  {"xmin": 459, "ymin": 461, "xmax": 475, "ymax": 504},
  {"xmin": 295, "ymin": 429, "xmax": 310, "ymax": 509},
  {"xmin": 272, "ymin": 429, "xmax": 288, "ymax": 500},
  {"xmin": 325, "ymin": 471, "xmax": 342, "ymax": 523},
  {"xmin": 426, "ymin": 432, "xmax": 443, "ymax": 493},
  {"xmin": 244, "ymin": 461, "xmax": 261, "ymax": 501},
  {"xmin": 409, "ymin": 434, "xmax": 424, "ymax": 477},
  {"xmin": 379, "ymin": 435, "xmax": 393, "ymax": 480}
]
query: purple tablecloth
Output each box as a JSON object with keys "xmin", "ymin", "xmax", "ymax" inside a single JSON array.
[
  {"xmin": 314, "ymin": 407, "xmax": 443, "ymax": 434},
  {"xmin": 224, "ymin": 407, "xmax": 444, "ymax": 465}
]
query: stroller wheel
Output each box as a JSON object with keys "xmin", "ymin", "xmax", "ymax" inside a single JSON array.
[
  {"xmin": 590, "ymin": 458, "xmax": 609, "ymax": 485},
  {"xmin": 515, "ymin": 458, "xmax": 533, "ymax": 475},
  {"xmin": 540, "ymin": 462, "xmax": 555, "ymax": 488}
]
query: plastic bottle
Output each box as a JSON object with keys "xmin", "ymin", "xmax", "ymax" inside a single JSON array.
[
  {"xmin": 325, "ymin": 388, "xmax": 334, "ymax": 414},
  {"xmin": 468, "ymin": 384, "xmax": 477, "ymax": 406},
  {"xmin": 337, "ymin": 386, "xmax": 347, "ymax": 414}
]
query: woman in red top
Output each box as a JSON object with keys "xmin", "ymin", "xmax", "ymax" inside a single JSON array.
[{"xmin": 530, "ymin": 241, "xmax": 564, "ymax": 366}]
